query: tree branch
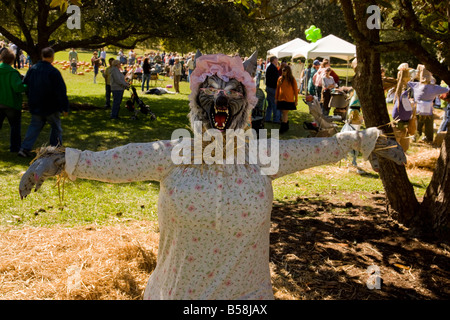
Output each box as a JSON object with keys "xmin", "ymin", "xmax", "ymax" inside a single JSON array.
[
  {"xmin": 374, "ymin": 38, "xmax": 450, "ymax": 84},
  {"xmin": 12, "ymin": 1, "xmax": 35, "ymax": 48},
  {"xmin": 37, "ymin": 0, "xmax": 50, "ymax": 44},
  {"xmin": 338, "ymin": 0, "xmax": 371, "ymax": 45},
  {"xmin": 0, "ymin": 24, "xmax": 28, "ymax": 49},
  {"xmin": 398, "ymin": 0, "xmax": 450, "ymax": 42},
  {"xmin": 252, "ymin": 0, "xmax": 306, "ymax": 20},
  {"xmin": 51, "ymin": 30, "xmax": 139, "ymax": 51},
  {"xmin": 47, "ymin": 12, "xmax": 70, "ymax": 35}
]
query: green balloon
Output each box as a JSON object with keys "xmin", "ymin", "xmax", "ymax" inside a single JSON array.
[
  {"xmin": 305, "ymin": 25, "xmax": 322, "ymax": 42},
  {"xmin": 305, "ymin": 25, "xmax": 314, "ymax": 35}
]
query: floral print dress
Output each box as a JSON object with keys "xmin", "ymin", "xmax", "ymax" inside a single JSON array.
[{"xmin": 64, "ymin": 128, "xmax": 380, "ymax": 300}]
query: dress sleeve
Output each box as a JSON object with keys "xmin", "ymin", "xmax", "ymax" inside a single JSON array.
[
  {"xmin": 293, "ymin": 80, "xmax": 298, "ymax": 103},
  {"xmin": 434, "ymin": 85, "xmax": 449, "ymax": 96},
  {"xmin": 265, "ymin": 128, "xmax": 380, "ymax": 179},
  {"xmin": 64, "ymin": 140, "xmax": 177, "ymax": 183}
]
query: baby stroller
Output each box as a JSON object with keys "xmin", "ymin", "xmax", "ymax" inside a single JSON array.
[
  {"xmin": 251, "ymin": 88, "xmax": 267, "ymax": 137},
  {"xmin": 329, "ymin": 88, "xmax": 353, "ymax": 121},
  {"xmin": 125, "ymin": 86, "xmax": 157, "ymax": 121}
]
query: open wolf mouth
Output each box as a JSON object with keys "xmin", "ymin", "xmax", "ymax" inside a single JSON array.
[{"xmin": 210, "ymin": 105, "xmax": 230, "ymax": 131}]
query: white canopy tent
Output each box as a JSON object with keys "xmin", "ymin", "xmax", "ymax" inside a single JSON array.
[
  {"xmin": 275, "ymin": 38, "xmax": 309, "ymax": 59},
  {"xmin": 290, "ymin": 34, "xmax": 357, "ymax": 87},
  {"xmin": 266, "ymin": 38, "xmax": 308, "ymax": 59},
  {"xmin": 265, "ymin": 35, "xmax": 357, "ymax": 88},
  {"xmin": 291, "ymin": 34, "xmax": 356, "ymax": 61},
  {"xmin": 266, "ymin": 38, "xmax": 309, "ymax": 88}
]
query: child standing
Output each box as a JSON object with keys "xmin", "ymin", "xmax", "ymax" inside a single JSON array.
[{"xmin": 71, "ymin": 58, "xmax": 77, "ymax": 74}]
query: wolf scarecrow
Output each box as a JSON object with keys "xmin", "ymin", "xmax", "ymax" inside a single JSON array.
[{"xmin": 19, "ymin": 52, "xmax": 406, "ymax": 300}]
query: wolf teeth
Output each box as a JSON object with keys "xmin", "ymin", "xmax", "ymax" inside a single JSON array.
[{"xmin": 214, "ymin": 106, "xmax": 229, "ymax": 114}]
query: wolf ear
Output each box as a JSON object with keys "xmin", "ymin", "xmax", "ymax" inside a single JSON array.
[
  {"xmin": 193, "ymin": 49, "xmax": 202, "ymax": 69},
  {"xmin": 243, "ymin": 51, "xmax": 258, "ymax": 77}
]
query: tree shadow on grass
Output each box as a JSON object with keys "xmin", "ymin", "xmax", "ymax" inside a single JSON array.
[{"xmin": 270, "ymin": 195, "xmax": 450, "ymax": 300}]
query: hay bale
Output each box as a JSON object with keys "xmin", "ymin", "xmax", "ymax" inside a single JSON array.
[
  {"xmin": 0, "ymin": 221, "xmax": 159, "ymax": 300},
  {"xmin": 406, "ymin": 148, "xmax": 440, "ymax": 171}
]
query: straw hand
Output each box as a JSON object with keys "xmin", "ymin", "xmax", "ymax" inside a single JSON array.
[
  {"xmin": 19, "ymin": 147, "xmax": 66, "ymax": 199},
  {"xmin": 368, "ymin": 135, "xmax": 406, "ymax": 172}
]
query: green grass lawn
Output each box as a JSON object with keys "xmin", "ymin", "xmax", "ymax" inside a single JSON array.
[{"xmin": 0, "ymin": 50, "xmax": 431, "ymax": 229}]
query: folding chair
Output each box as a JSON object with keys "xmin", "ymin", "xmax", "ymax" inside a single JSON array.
[
  {"xmin": 150, "ymin": 73, "xmax": 164, "ymax": 87},
  {"xmin": 304, "ymin": 96, "xmax": 339, "ymax": 137}
]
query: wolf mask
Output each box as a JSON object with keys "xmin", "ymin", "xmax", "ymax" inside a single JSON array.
[{"xmin": 188, "ymin": 51, "xmax": 258, "ymax": 132}]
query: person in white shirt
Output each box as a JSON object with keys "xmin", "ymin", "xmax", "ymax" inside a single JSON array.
[
  {"xmin": 185, "ymin": 54, "xmax": 195, "ymax": 82},
  {"xmin": 321, "ymin": 67, "xmax": 336, "ymax": 116},
  {"xmin": 100, "ymin": 48, "xmax": 107, "ymax": 66}
]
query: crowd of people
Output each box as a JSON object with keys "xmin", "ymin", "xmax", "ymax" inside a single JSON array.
[
  {"xmin": 263, "ymin": 54, "xmax": 449, "ymax": 148},
  {"xmin": 1, "ymin": 42, "xmax": 449, "ymax": 157},
  {"xmin": 115, "ymin": 49, "xmax": 199, "ymax": 92},
  {"xmin": 64, "ymin": 48, "xmax": 200, "ymax": 118},
  {"xmin": 0, "ymin": 40, "xmax": 32, "ymax": 69},
  {"xmin": 0, "ymin": 45, "xmax": 205, "ymax": 155},
  {"xmin": 263, "ymin": 56, "xmax": 340, "ymax": 134},
  {"xmin": 65, "ymin": 47, "xmax": 198, "ymax": 94},
  {"xmin": 0, "ymin": 46, "xmax": 68, "ymax": 157}
]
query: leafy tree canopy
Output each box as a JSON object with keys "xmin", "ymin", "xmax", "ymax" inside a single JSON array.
[{"xmin": 0, "ymin": 0, "xmax": 267, "ymax": 61}]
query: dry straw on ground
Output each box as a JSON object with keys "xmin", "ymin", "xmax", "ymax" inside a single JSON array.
[
  {"xmin": 0, "ymin": 221, "xmax": 159, "ymax": 300},
  {"xmin": 406, "ymin": 147, "xmax": 441, "ymax": 171}
]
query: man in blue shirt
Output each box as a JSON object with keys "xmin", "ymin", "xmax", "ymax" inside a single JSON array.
[
  {"xmin": 307, "ymin": 60, "xmax": 321, "ymax": 96},
  {"xmin": 18, "ymin": 47, "xmax": 69, "ymax": 158}
]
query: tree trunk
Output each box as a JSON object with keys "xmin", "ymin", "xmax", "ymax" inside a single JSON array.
[
  {"xmin": 421, "ymin": 130, "xmax": 450, "ymax": 238},
  {"xmin": 343, "ymin": 0, "xmax": 421, "ymax": 226},
  {"xmin": 29, "ymin": 46, "xmax": 42, "ymax": 65}
]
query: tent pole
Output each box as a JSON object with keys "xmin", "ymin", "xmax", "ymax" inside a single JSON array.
[
  {"xmin": 304, "ymin": 55, "xmax": 309, "ymax": 96},
  {"xmin": 346, "ymin": 58, "xmax": 349, "ymax": 87}
]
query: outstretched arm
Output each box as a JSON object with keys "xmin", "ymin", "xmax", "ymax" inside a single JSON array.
[
  {"xmin": 19, "ymin": 141, "xmax": 176, "ymax": 199},
  {"xmin": 64, "ymin": 141, "xmax": 175, "ymax": 182},
  {"xmin": 265, "ymin": 128, "xmax": 405, "ymax": 179}
]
